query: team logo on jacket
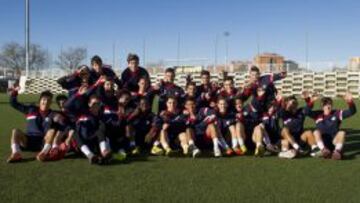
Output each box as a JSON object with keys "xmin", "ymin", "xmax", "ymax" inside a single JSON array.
[
  {"xmin": 45, "ymin": 117, "xmax": 50, "ymax": 122},
  {"xmin": 331, "ymin": 116, "xmax": 336, "ymax": 121}
]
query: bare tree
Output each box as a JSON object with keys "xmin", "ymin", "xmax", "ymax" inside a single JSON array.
[
  {"xmin": 0, "ymin": 42, "xmax": 48, "ymax": 72},
  {"xmin": 56, "ymin": 47, "xmax": 87, "ymax": 72}
]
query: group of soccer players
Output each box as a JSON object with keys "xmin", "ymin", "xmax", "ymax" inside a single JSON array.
[{"xmin": 6, "ymin": 53, "xmax": 357, "ymax": 164}]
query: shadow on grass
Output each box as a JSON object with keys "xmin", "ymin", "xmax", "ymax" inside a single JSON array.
[{"xmin": 64, "ymin": 151, "xmax": 153, "ymax": 165}]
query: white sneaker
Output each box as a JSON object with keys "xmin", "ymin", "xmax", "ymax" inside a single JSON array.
[
  {"xmin": 192, "ymin": 148, "xmax": 201, "ymax": 158},
  {"xmin": 278, "ymin": 150, "xmax": 296, "ymax": 159},
  {"xmin": 214, "ymin": 148, "xmax": 222, "ymax": 157}
]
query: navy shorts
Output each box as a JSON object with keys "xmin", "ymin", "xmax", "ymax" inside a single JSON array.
[
  {"xmin": 21, "ymin": 135, "xmax": 43, "ymax": 151},
  {"xmin": 167, "ymin": 124, "xmax": 186, "ymax": 149},
  {"xmin": 322, "ymin": 133, "xmax": 336, "ymax": 150}
]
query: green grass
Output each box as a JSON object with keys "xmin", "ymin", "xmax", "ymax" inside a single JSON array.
[{"xmin": 1, "ymin": 94, "xmax": 360, "ymax": 202}]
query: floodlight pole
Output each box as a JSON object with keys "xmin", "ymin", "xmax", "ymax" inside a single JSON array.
[
  {"xmin": 224, "ymin": 32, "xmax": 230, "ymax": 71},
  {"xmin": 25, "ymin": 0, "xmax": 30, "ymax": 77},
  {"xmin": 214, "ymin": 34, "xmax": 218, "ymax": 72}
]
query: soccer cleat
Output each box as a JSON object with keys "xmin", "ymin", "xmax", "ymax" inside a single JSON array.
[
  {"xmin": 49, "ymin": 148, "xmax": 60, "ymax": 161},
  {"xmin": 310, "ymin": 147, "xmax": 322, "ymax": 157},
  {"xmin": 331, "ymin": 150, "xmax": 343, "ymax": 160},
  {"xmin": 254, "ymin": 145, "xmax": 265, "ymax": 157},
  {"xmin": 233, "ymin": 147, "xmax": 245, "ymax": 156},
  {"xmin": 150, "ymin": 145, "xmax": 164, "ymax": 156},
  {"xmin": 59, "ymin": 143, "xmax": 70, "ymax": 153},
  {"xmin": 7, "ymin": 152, "xmax": 22, "ymax": 163},
  {"xmin": 278, "ymin": 149, "xmax": 297, "ymax": 159},
  {"xmin": 131, "ymin": 147, "xmax": 141, "ymax": 156},
  {"xmin": 321, "ymin": 148, "xmax": 331, "ymax": 159},
  {"xmin": 113, "ymin": 149, "xmax": 127, "ymax": 161},
  {"xmin": 214, "ymin": 148, "xmax": 222, "ymax": 158},
  {"xmin": 190, "ymin": 146, "xmax": 201, "ymax": 158},
  {"xmin": 58, "ymin": 143, "xmax": 69, "ymax": 159},
  {"xmin": 296, "ymin": 148, "xmax": 308, "ymax": 156},
  {"xmin": 240, "ymin": 145, "xmax": 248, "ymax": 154},
  {"xmin": 266, "ymin": 144, "xmax": 280, "ymax": 154},
  {"xmin": 165, "ymin": 148, "xmax": 175, "ymax": 156},
  {"xmin": 225, "ymin": 148, "xmax": 234, "ymax": 156},
  {"xmin": 89, "ymin": 155, "xmax": 101, "ymax": 165},
  {"xmin": 36, "ymin": 152, "xmax": 49, "ymax": 162}
]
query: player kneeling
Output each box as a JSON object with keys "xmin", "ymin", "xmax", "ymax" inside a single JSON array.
[
  {"xmin": 7, "ymin": 87, "xmax": 57, "ymax": 163},
  {"xmin": 308, "ymin": 92, "xmax": 356, "ymax": 160}
]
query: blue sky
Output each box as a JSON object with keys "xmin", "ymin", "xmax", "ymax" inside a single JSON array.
[{"xmin": 0, "ymin": 0, "xmax": 359, "ymax": 70}]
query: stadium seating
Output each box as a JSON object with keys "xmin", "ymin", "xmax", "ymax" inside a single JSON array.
[{"xmin": 20, "ymin": 71, "xmax": 360, "ymax": 98}]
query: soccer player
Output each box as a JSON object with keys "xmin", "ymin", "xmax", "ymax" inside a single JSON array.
[
  {"xmin": 158, "ymin": 68, "xmax": 184, "ymax": 112},
  {"xmin": 277, "ymin": 92, "xmax": 319, "ymax": 159},
  {"xmin": 64, "ymin": 77, "xmax": 112, "ymax": 164},
  {"xmin": 308, "ymin": 92, "xmax": 357, "ymax": 160},
  {"xmin": 114, "ymin": 90, "xmax": 139, "ymax": 155},
  {"xmin": 218, "ymin": 75, "xmax": 238, "ymax": 112},
  {"xmin": 247, "ymin": 65, "xmax": 287, "ymax": 107},
  {"xmin": 196, "ymin": 70, "xmax": 216, "ymax": 109},
  {"xmin": 7, "ymin": 87, "xmax": 57, "ymax": 163},
  {"xmin": 130, "ymin": 76, "xmax": 158, "ymax": 108},
  {"xmin": 183, "ymin": 98, "xmax": 224, "ymax": 157},
  {"xmin": 158, "ymin": 96, "xmax": 189, "ymax": 156},
  {"xmin": 57, "ymin": 65, "xmax": 92, "ymax": 96},
  {"xmin": 47, "ymin": 94, "xmax": 75, "ymax": 161},
  {"xmin": 258, "ymin": 102, "xmax": 281, "ymax": 154},
  {"xmin": 67, "ymin": 95, "xmax": 111, "ymax": 164},
  {"xmin": 129, "ymin": 97, "xmax": 158, "ymax": 153},
  {"xmin": 233, "ymin": 97, "xmax": 248, "ymax": 155},
  {"xmin": 90, "ymin": 55, "xmax": 122, "ymax": 88},
  {"xmin": 179, "ymin": 80, "xmax": 199, "ymax": 109},
  {"xmin": 121, "ymin": 53, "xmax": 151, "ymax": 92},
  {"xmin": 213, "ymin": 97, "xmax": 240, "ymax": 156}
]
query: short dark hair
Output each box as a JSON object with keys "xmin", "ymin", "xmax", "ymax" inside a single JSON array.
[
  {"xmin": 186, "ymin": 81, "xmax": 196, "ymax": 88},
  {"xmin": 165, "ymin": 67, "xmax": 175, "ymax": 74},
  {"xmin": 139, "ymin": 96, "xmax": 149, "ymax": 103},
  {"xmin": 116, "ymin": 89, "xmax": 131, "ymax": 98},
  {"xmin": 234, "ymin": 96, "xmax": 243, "ymax": 102},
  {"xmin": 91, "ymin": 55, "xmax": 103, "ymax": 66},
  {"xmin": 56, "ymin": 94, "xmax": 68, "ymax": 105},
  {"xmin": 321, "ymin": 97, "xmax": 333, "ymax": 106},
  {"xmin": 77, "ymin": 64, "xmax": 89, "ymax": 71},
  {"xmin": 39, "ymin": 90, "xmax": 53, "ymax": 100},
  {"xmin": 200, "ymin": 70, "xmax": 210, "ymax": 77},
  {"xmin": 250, "ymin": 66, "xmax": 260, "ymax": 73},
  {"xmin": 285, "ymin": 95, "xmax": 297, "ymax": 103},
  {"xmin": 217, "ymin": 96, "xmax": 227, "ymax": 103},
  {"xmin": 166, "ymin": 95, "xmax": 178, "ymax": 102},
  {"xmin": 89, "ymin": 94, "xmax": 100, "ymax": 102},
  {"xmin": 127, "ymin": 53, "xmax": 139, "ymax": 63},
  {"xmin": 185, "ymin": 97, "xmax": 196, "ymax": 104},
  {"xmin": 224, "ymin": 76, "xmax": 234, "ymax": 83}
]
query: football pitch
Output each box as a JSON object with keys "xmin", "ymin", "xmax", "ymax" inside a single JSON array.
[{"xmin": 0, "ymin": 94, "xmax": 360, "ymax": 202}]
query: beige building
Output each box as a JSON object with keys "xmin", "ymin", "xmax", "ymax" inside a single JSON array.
[
  {"xmin": 254, "ymin": 53, "xmax": 285, "ymax": 72},
  {"xmin": 349, "ymin": 57, "xmax": 360, "ymax": 71}
]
